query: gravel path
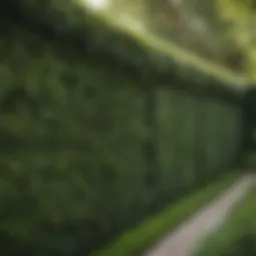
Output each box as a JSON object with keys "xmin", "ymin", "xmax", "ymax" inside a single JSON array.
[{"xmin": 144, "ymin": 174, "xmax": 255, "ymax": 256}]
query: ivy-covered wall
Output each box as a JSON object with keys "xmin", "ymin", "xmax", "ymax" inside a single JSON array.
[{"xmin": 0, "ymin": 2, "xmax": 249, "ymax": 255}]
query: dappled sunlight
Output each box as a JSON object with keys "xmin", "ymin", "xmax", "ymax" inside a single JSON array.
[
  {"xmin": 83, "ymin": 0, "xmax": 110, "ymax": 10},
  {"xmin": 78, "ymin": 0, "xmax": 146, "ymax": 32},
  {"xmin": 117, "ymin": 14, "xmax": 146, "ymax": 32}
]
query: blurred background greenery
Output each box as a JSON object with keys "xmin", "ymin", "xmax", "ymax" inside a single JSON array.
[{"xmin": 86, "ymin": 0, "xmax": 256, "ymax": 78}]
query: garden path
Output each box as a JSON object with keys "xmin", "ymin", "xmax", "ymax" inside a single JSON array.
[{"xmin": 144, "ymin": 174, "xmax": 255, "ymax": 256}]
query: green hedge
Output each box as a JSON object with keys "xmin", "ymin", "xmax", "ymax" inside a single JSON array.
[
  {"xmin": 243, "ymin": 153, "xmax": 256, "ymax": 169},
  {"xmin": 0, "ymin": 2, "xmax": 249, "ymax": 256},
  {"xmin": 90, "ymin": 174, "xmax": 238, "ymax": 256},
  {"xmin": 193, "ymin": 187, "xmax": 256, "ymax": 256},
  {"xmin": 4, "ymin": 0, "xmax": 249, "ymax": 98}
]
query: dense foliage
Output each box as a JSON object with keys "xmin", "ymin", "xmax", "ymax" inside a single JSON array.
[
  {"xmin": 0, "ymin": 1, "xmax": 250, "ymax": 255},
  {"xmin": 103, "ymin": 0, "xmax": 256, "ymax": 76}
]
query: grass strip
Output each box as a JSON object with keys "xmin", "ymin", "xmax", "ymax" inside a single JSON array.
[
  {"xmin": 193, "ymin": 186, "xmax": 255, "ymax": 256},
  {"xmin": 90, "ymin": 173, "xmax": 239, "ymax": 256}
]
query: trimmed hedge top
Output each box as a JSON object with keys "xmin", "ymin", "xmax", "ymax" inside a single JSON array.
[{"xmin": 7, "ymin": 0, "xmax": 250, "ymax": 97}]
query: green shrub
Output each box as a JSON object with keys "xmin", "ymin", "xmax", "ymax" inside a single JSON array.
[
  {"xmin": 193, "ymin": 188, "xmax": 256, "ymax": 256},
  {"xmin": 90, "ymin": 174, "xmax": 238, "ymax": 256}
]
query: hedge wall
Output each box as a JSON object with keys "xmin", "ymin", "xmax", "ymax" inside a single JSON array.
[{"xmin": 0, "ymin": 1, "xmax": 251, "ymax": 255}]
